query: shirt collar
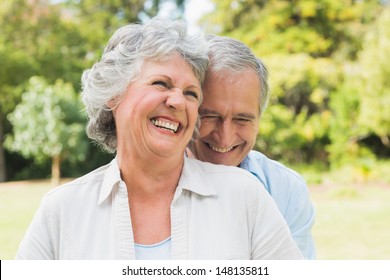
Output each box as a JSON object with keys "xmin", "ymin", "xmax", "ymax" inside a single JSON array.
[
  {"xmin": 98, "ymin": 157, "xmax": 122, "ymax": 205},
  {"xmin": 98, "ymin": 156, "xmax": 217, "ymax": 205},
  {"xmin": 177, "ymin": 157, "xmax": 217, "ymax": 197}
]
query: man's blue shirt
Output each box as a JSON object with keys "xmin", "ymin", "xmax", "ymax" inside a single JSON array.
[{"xmin": 240, "ymin": 150, "xmax": 316, "ymax": 259}]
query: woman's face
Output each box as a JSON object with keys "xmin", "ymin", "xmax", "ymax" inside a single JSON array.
[{"xmin": 112, "ymin": 53, "xmax": 202, "ymax": 160}]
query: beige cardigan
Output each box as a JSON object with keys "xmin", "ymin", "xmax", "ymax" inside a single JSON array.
[{"xmin": 16, "ymin": 157, "xmax": 303, "ymax": 260}]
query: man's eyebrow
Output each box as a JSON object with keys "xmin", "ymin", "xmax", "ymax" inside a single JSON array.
[
  {"xmin": 199, "ymin": 108, "xmax": 219, "ymax": 115},
  {"xmin": 235, "ymin": 113, "xmax": 257, "ymax": 120},
  {"xmin": 199, "ymin": 108, "xmax": 257, "ymax": 120}
]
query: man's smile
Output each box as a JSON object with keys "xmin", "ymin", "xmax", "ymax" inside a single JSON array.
[{"xmin": 207, "ymin": 143, "xmax": 237, "ymax": 153}]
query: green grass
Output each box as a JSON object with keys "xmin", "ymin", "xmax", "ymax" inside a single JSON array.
[
  {"xmin": 0, "ymin": 180, "xmax": 61, "ymax": 259},
  {"xmin": 311, "ymin": 185, "xmax": 390, "ymax": 259},
  {"xmin": 1, "ymin": 180, "xmax": 389, "ymax": 259}
]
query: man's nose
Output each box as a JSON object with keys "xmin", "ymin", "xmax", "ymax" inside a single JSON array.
[{"xmin": 215, "ymin": 120, "xmax": 235, "ymax": 147}]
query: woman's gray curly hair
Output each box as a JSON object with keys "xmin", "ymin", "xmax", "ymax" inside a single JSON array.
[{"xmin": 81, "ymin": 18, "xmax": 209, "ymax": 153}]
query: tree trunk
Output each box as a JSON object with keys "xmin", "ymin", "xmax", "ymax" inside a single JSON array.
[
  {"xmin": 381, "ymin": 135, "xmax": 389, "ymax": 147},
  {"xmin": 0, "ymin": 116, "xmax": 6, "ymax": 182},
  {"xmin": 51, "ymin": 154, "xmax": 61, "ymax": 187}
]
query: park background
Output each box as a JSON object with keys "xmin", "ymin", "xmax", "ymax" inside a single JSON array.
[{"xmin": 0, "ymin": 0, "xmax": 389, "ymax": 259}]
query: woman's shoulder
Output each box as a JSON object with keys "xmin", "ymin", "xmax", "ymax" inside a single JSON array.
[{"xmin": 41, "ymin": 160, "xmax": 115, "ymax": 208}]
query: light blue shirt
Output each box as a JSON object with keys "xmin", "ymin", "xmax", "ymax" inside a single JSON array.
[
  {"xmin": 240, "ymin": 150, "xmax": 316, "ymax": 259},
  {"xmin": 135, "ymin": 237, "xmax": 172, "ymax": 260}
]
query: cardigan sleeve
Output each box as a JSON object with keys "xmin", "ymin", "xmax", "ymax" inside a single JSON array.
[
  {"xmin": 249, "ymin": 182, "xmax": 304, "ymax": 260},
  {"xmin": 15, "ymin": 196, "xmax": 56, "ymax": 260}
]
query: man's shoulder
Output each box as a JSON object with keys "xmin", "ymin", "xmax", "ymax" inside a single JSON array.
[{"xmin": 243, "ymin": 150, "xmax": 307, "ymax": 187}]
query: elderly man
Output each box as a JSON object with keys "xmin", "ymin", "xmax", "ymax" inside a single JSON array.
[{"xmin": 190, "ymin": 34, "xmax": 316, "ymax": 259}]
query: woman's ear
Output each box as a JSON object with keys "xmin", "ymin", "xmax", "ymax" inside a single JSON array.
[
  {"xmin": 106, "ymin": 99, "xmax": 117, "ymax": 110},
  {"xmin": 106, "ymin": 99, "xmax": 118, "ymax": 119}
]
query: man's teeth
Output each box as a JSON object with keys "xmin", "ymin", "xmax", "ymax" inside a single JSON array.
[
  {"xmin": 151, "ymin": 119, "xmax": 179, "ymax": 133},
  {"xmin": 210, "ymin": 144, "xmax": 233, "ymax": 153}
]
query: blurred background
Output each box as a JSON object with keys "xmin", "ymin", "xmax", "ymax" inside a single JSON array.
[{"xmin": 0, "ymin": 0, "xmax": 389, "ymax": 259}]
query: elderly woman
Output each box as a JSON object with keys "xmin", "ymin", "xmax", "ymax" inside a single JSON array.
[{"xmin": 16, "ymin": 18, "xmax": 303, "ymax": 260}]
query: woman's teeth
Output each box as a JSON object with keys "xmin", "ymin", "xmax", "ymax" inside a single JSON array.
[{"xmin": 151, "ymin": 119, "xmax": 179, "ymax": 133}]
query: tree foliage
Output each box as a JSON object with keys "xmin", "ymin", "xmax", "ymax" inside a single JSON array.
[
  {"xmin": 203, "ymin": 0, "xmax": 381, "ymax": 58},
  {"xmin": 0, "ymin": 26, "xmax": 38, "ymax": 181},
  {"xmin": 356, "ymin": 7, "xmax": 390, "ymax": 146},
  {"xmin": 5, "ymin": 77, "xmax": 88, "ymax": 185},
  {"xmin": 0, "ymin": 0, "xmax": 87, "ymax": 181},
  {"xmin": 328, "ymin": 6, "xmax": 390, "ymax": 166}
]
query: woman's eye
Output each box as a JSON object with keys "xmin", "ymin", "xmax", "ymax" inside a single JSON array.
[
  {"xmin": 185, "ymin": 91, "xmax": 199, "ymax": 100},
  {"xmin": 152, "ymin": 80, "xmax": 169, "ymax": 88}
]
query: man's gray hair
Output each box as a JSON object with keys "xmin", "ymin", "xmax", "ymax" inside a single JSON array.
[
  {"xmin": 81, "ymin": 18, "xmax": 209, "ymax": 153},
  {"xmin": 206, "ymin": 34, "xmax": 269, "ymax": 117}
]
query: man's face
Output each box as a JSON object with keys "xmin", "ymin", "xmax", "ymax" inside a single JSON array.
[{"xmin": 192, "ymin": 69, "xmax": 260, "ymax": 166}]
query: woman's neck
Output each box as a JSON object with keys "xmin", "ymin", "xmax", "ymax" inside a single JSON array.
[
  {"xmin": 116, "ymin": 149, "xmax": 184, "ymax": 197},
  {"xmin": 116, "ymin": 149, "xmax": 183, "ymax": 245}
]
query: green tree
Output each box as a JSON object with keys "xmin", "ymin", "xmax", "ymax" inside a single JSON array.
[
  {"xmin": 203, "ymin": 0, "xmax": 381, "ymax": 58},
  {"xmin": 5, "ymin": 77, "xmax": 88, "ymax": 186},
  {"xmin": 328, "ymin": 6, "xmax": 390, "ymax": 166},
  {"xmin": 0, "ymin": 0, "xmax": 89, "ymax": 86},
  {"xmin": 66, "ymin": 0, "xmax": 187, "ymax": 61},
  {"xmin": 0, "ymin": 0, "xmax": 90, "ymax": 181},
  {"xmin": 356, "ymin": 7, "xmax": 390, "ymax": 147},
  {"xmin": 256, "ymin": 54, "xmax": 337, "ymax": 163},
  {"xmin": 328, "ymin": 69, "xmax": 365, "ymax": 166},
  {"xmin": 0, "ymin": 43, "xmax": 37, "ymax": 182}
]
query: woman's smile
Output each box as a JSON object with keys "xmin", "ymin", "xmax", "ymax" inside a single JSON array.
[{"xmin": 150, "ymin": 117, "xmax": 180, "ymax": 134}]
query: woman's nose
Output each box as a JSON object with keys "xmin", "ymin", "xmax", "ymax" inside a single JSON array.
[{"xmin": 165, "ymin": 88, "xmax": 185, "ymax": 111}]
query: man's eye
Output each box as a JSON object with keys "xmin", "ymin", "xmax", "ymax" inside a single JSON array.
[{"xmin": 235, "ymin": 118, "xmax": 251, "ymax": 124}]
